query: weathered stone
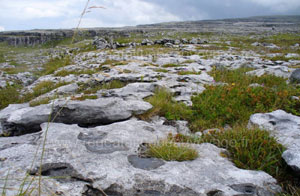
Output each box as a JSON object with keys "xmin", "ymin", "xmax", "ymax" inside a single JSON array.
[
  {"xmin": 0, "ymin": 120, "xmax": 281, "ymax": 195},
  {"xmin": 128, "ymin": 155, "xmax": 165, "ymax": 170},
  {"xmin": 0, "ymin": 97, "xmax": 152, "ymax": 135},
  {"xmin": 248, "ymin": 110, "xmax": 300, "ymax": 174},
  {"xmin": 246, "ymin": 66, "xmax": 294, "ymax": 78},
  {"xmin": 290, "ymin": 69, "xmax": 300, "ymax": 83}
]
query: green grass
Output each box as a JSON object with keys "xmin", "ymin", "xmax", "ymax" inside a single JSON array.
[
  {"xmin": 266, "ymin": 55, "xmax": 300, "ymax": 62},
  {"xmin": 38, "ymin": 56, "xmax": 72, "ymax": 76},
  {"xmin": 146, "ymin": 141, "xmax": 198, "ymax": 162},
  {"xmin": 182, "ymin": 51, "xmax": 197, "ymax": 56},
  {"xmin": 182, "ymin": 60, "xmax": 196, "ymax": 64},
  {"xmin": 29, "ymin": 96, "xmax": 55, "ymax": 107},
  {"xmin": 174, "ymin": 127, "xmax": 285, "ymax": 176},
  {"xmin": 101, "ymin": 59, "xmax": 128, "ymax": 66},
  {"xmin": 154, "ymin": 68, "xmax": 169, "ymax": 73},
  {"xmin": 77, "ymin": 80, "xmax": 126, "ymax": 94},
  {"xmin": 22, "ymin": 81, "xmax": 68, "ymax": 103},
  {"xmin": 54, "ymin": 69, "xmax": 96, "ymax": 77},
  {"xmin": 177, "ymin": 70, "xmax": 201, "ymax": 75},
  {"xmin": 139, "ymin": 88, "xmax": 192, "ymax": 121},
  {"xmin": 162, "ymin": 63, "xmax": 183, "ymax": 68},
  {"xmin": 190, "ymin": 68, "xmax": 300, "ymax": 131},
  {"xmin": 143, "ymin": 68, "xmax": 300, "ymax": 132},
  {"xmin": 0, "ymin": 84, "xmax": 21, "ymax": 109},
  {"xmin": 71, "ymin": 94, "xmax": 98, "ymax": 101},
  {"xmin": 0, "ymin": 53, "xmax": 5, "ymax": 63}
]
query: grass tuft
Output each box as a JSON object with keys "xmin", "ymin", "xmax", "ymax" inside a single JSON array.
[
  {"xmin": 177, "ymin": 70, "xmax": 201, "ymax": 75},
  {"xmin": 77, "ymin": 80, "xmax": 126, "ymax": 94},
  {"xmin": 146, "ymin": 141, "xmax": 198, "ymax": 162},
  {"xmin": 162, "ymin": 63, "xmax": 183, "ymax": 68},
  {"xmin": 54, "ymin": 69, "xmax": 96, "ymax": 77},
  {"xmin": 39, "ymin": 56, "xmax": 72, "ymax": 76},
  {"xmin": 0, "ymin": 84, "xmax": 21, "ymax": 109}
]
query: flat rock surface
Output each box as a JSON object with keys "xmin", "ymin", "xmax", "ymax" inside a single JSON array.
[{"xmin": 0, "ymin": 119, "xmax": 280, "ymax": 196}]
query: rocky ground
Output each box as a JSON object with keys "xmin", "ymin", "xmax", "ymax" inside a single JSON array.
[{"xmin": 0, "ymin": 16, "xmax": 300, "ymax": 196}]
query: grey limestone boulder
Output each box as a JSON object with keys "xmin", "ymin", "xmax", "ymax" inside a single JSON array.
[
  {"xmin": 248, "ymin": 110, "xmax": 300, "ymax": 174},
  {"xmin": 0, "ymin": 97, "xmax": 152, "ymax": 135}
]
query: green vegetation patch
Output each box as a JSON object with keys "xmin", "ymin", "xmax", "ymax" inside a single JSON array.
[
  {"xmin": 22, "ymin": 81, "xmax": 68, "ymax": 103},
  {"xmin": 101, "ymin": 59, "xmax": 128, "ymax": 66},
  {"xmin": 146, "ymin": 141, "xmax": 198, "ymax": 162},
  {"xmin": 162, "ymin": 63, "xmax": 183, "ymax": 68},
  {"xmin": 54, "ymin": 69, "xmax": 96, "ymax": 77},
  {"xmin": 39, "ymin": 56, "xmax": 72, "ymax": 76},
  {"xmin": 190, "ymin": 68, "xmax": 300, "ymax": 131},
  {"xmin": 177, "ymin": 70, "xmax": 201, "ymax": 75},
  {"xmin": 174, "ymin": 127, "xmax": 285, "ymax": 176},
  {"xmin": 71, "ymin": 94, "xmax": 98, "ymax": 101},
  {"xmin": 143, "ymin": 68, "xmax": 300, "ymax": 132},
  {"xmin": 77, "ymin": 80, "xmax": 126, "ymax": 95},
  {"xmin": 172, "ymin": 127, "xmax": 300, "ymax": 195},
  {"xmin": 0, "ymin": 84, "xmax": 21, "ymax": 109},
  {"xmin": 154, "ymin": 68, "xmax": 169, "ymax": 73},
  {"xmin": 139, "ymin": 88, "xmax": 192, "ymax": 121}
]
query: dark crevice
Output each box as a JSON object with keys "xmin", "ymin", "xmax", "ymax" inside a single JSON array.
[{"xmin": 28, "ymin": 162, "xmax": 92, "ymax": 183}]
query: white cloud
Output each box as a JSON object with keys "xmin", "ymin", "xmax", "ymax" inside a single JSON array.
[
  {"xmin": 248, "ymin": 0, "xmax": 300, "ymax": 12},
  {"xmin": 60, "ymin": 0, "xmax": 180, "ymax": 28},
  {"xmin": 0, "ymin": 0, "xmax": 180, "ymax": 30},
  {"xmin": 0, "ymin": 26, "xmax": 5, "ymax": 31},
  {"xmin": 79, "ymin": 0, "xmax": 181, "ymax": 27},
  {"xmin": 0, "ymin": 0, "xmax": 83, "ymax": 20}
]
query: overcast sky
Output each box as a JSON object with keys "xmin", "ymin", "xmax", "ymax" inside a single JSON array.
[{"xmin": 0, "ymin": 0, "xmax": 299, "ymax": 31}]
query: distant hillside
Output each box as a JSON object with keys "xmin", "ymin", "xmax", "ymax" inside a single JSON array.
[
  {"xmin": 0, "ymin": 15, "xmax": 299, "ymax": 46},
  {"xmin": 137, "ymin": 15, "xmax": 300, "ymax": 33}
]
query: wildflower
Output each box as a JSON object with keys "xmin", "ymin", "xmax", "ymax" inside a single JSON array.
[{"xmin": 232, "ymin": 83, "xmax": 235, "ymax": 86}]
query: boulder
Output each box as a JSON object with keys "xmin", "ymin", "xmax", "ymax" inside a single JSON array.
[
  {"xmin": 290, "ymin": 69, "xmax": 300, "ymax": 83},
  {"xmin": 0, "ymin": 98, "xmax": 152, "ymax": 136},
  {"xmin": 0, "ymin": 120, "xmax": 281, "ymax": 195},
  {"xmin": 248, "ymin": 110, "xmax": 300, "ymax": 174},
  {"xmin": 141, "ymin": 39, "xmax": 154, "ymax": 46},
  {"xmin": 246, "ymin": 66, "xmax": 294, "ymax": 78},
  {"xmin": 92, "ymin": 37, "xmax": 110, "ymax": 50},
  {"xmin": 98, "ymin": 82, "xmax": 157, "ymax": 100}
]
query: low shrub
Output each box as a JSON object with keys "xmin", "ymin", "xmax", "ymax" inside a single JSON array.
[{"xmin": 190, "ymin": 68, "xmax": 300, "ymax": 131}]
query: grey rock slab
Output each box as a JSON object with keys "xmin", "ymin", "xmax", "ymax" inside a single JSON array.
[
  {"xmin": 0, "ymin": 104, "xmax": 52, "ymax": 136},
  {"xmin": 0, "ymin": 97, "xmax": 152, "ymax": 135},
  {"xmin": 248, "ymin": 110, "xmax": 300, "ymax": 174},
  {"xmin": 52, "ymin": 97, "xmax": 153, "ymax": 125},
  {"xmin": 177, "ymin": 72, "xmax": 214, "ymax": 84},
  {"xmin": 98, "ymin": 82, "xmax": 157, "ymax": 100},
  {"xmin": 246, "ymin": 66, "xmax": 294, "ymax": 78},
  {"xmin": 0, "ymin": 120, "xmax": 281, "ymax": 195}
]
